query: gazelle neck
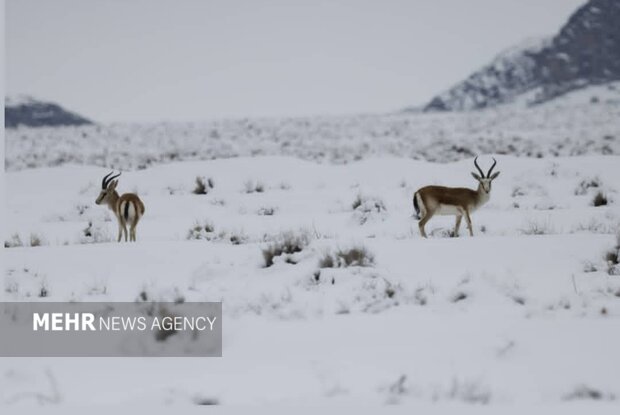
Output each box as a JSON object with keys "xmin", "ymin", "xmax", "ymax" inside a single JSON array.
[
  {"xmin": 476, "ymin": 183, "xmax": 491, "ymax": 206},
  {"xmin": 106, "ymin": 190, "xmax": 120, "ymax": 211}
]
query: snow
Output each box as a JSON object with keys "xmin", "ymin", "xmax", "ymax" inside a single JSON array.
[
  {"xmin": 2, "ymin": 153, "xmax": 620, "ymax": 408},
  {"xmin": 5, "ymin": 90, "xmax": 620, "ymax": 170}
]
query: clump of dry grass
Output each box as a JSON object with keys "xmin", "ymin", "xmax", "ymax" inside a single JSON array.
[
  {"xmin": 592, "ymin": 191, "xmax": 608, "ymax": 207},
  {"xmin": 187, "ymin": 220, "xmax": 215, "ymax": 239},
  {"xmin": 262, "ymin": 231, "xmax": 311, "ymax": 267},
  {"xmin": 193, "ymin": 176, "xmax": 214, "ymax": 195},
  {"xmin": 244, "ymin": 180, "xmax": 265, "ymax": 193},
  {"xmin": 575, "ymin": 177, "xmax": 601, "ymax": 195},
  {"xmin": 352, "ymin": 194, "xmax": 387, "ymax": 225},
  {"xmin": 319, "ymin": 246, "xmax": 375, "ymax": 268}
]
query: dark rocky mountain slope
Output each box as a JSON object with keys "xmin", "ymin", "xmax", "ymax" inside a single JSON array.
[
  {"xmin": 5, "ymin": 96, "xmax": 93, "ymax": 128},
  {"xmin": 424, "ymin": 0, "xmax": 620, "ymax": 111}
]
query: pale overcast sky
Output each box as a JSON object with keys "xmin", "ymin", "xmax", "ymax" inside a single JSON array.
[{"xmin": 7, "ymin": 0, "xmax": 586, "ymax": 122}]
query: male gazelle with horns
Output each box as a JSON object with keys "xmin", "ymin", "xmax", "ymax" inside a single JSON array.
[
  {"xmin": 413, "ymin": 157, "xmax": 500, "ymax": 238},
  {"xmin": 95, "ymin": 171, "xmax": 145, "ymax": 242}
]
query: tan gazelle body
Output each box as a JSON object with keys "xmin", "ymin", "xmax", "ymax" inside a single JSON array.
[
  {"xmin": 95, "ymin": 171, "xmax": 145, "ymax": 242},
  {"xmin": 413, "ymin": 157, "xmax": 500, "ymax": 238}
]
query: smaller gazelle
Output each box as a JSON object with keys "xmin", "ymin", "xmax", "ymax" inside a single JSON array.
[
  {"xmin": 413, "ymin": 157, "xmax": 499, "ymax": 238},
  {"xmin": 95, "ymin": 171, "xmax": 145, "ymax": 242}
]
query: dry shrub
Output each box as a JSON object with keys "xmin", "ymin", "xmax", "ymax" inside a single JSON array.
[
  {"xmin": 262, "ymin": 231, "xmax": 310, "ymax": 267},
  {"xmin": 592, "ymin": 191, "xmax": 608, "ymax": 207},
  {"xmin": 193, "ymin": 176, "xmax": 214, "ymax": 195},
  {"xmin": 319, "ymin": 246, "xmax": 375, "ymax": 268}
]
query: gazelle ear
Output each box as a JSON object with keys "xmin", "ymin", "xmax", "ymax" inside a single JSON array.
[
  {"xmin": 471, "ymin": 172, "xmax": 482, "ymax": 181},
  {"xmin": 109, "ymin": 180, "xmax": 119, "ymax": 190},
  {"xmin": 489, "ymin": 171, "xmax": 500, "ymax": 180}
]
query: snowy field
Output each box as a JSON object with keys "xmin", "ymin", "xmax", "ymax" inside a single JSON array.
[
  {"xmin": 5, "ymin": 82, "xmax": 620, "ymax": 171},
  {"xmin": 2, "ymin": 151, "xmax": 620, "ymax": 407}
]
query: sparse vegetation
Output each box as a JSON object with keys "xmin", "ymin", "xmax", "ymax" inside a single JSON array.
[
  {"xmin": 257, "ymin": 206, "xmax": 277, "ymax": 216},
  {"xmin": 592, "ymin": 191, "xmax": 608, "ymax": 206},
  {"xmin": 29, "ymin": 233, "xmax": 44, "ymax": 247},
  {"xmin": 318, "ymin": 246, "xmax": 375, "ymax": 268},
  {"xmin": 604, "ymin": 229, "xmax": 620, "ymax": 275},
  {"xmin": 4, "ymin": 233, "xmax": 23, "ymax": 248},
  {"xmin": 193, "ymin": 176, "xmax": 214, "ymax": 195},
  {"xmin": 187, "ymin": 220, "xmax": 215, "ymax": 240},
  {"xmin": 451, "ymin": 292, "xmax": 468, "ymax": 303},
  {"xmin": 352, "ymin": 194, "xmax": 387, "ymax": 225},
  {"xmin": 193, "ymin": 396, "xmax": 220, "ymax": 406},
  {"xmin": 433, "ymin": 378, "xmax": 492, "ymax": 405},
  {"xmin": 575, "ymin": 177, "xmax": 601, "ymax": 195},
  {"xmin": 80, "ymin": 221, "xmax": 112, "ymax": 244},
  {"xmin": 564, "ymin": 385, "xmax": 615, "ymax": 401},
  {"xmin": 186, "ymin": 220, "xmax": 248, "ymax": 245},
  {"xmin": 262, "ymin": 231, "xmax": 311, "ymax": 267},
  {"xmin": 4, "ymin": 233, "xmax": 47, "ymax": 247},
  {"xmin": 520, "ymin": 219, "xmax": 556, "ymax": 235},
  {"xmin": 244, "ymin": 180, "xmax": 265, "ymax": 193},
  {"xmin": 39, "ymin": 282, "xmax": 49, "ymax": 298}
]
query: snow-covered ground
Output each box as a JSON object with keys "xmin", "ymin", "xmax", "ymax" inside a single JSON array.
[
  {"xmin": 5, "ymin": 83, "xmax": 620, "ymax": 171},
  {"xmin": 2, "ymin": 154, "xmax": 620, "ymax": 408}
]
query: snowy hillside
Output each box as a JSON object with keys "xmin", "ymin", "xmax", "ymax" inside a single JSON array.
[
  {"xmin": 4, "ymin": 95, "xmax": 92, "ymax": 129},
  {"xmin": 424, "ymin": 0, "xmax": 620, "ymax": 111},
  {"xmin": 2, "ymin": 155, "xmax": 620, "ymax": 406},
  {"xmin": 5, "ymin": 86, "xmax": 620, "ymax": 171},
  {"xmin": 423, "ymin": 37, "xmax": 549, "ymax": 111}
]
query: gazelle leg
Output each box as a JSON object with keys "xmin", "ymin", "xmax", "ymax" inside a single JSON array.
[
  {"xmin": 418, "ymin": 211, "xmax": 434, "ymax": 238},
  {"xmin": 130, "ymin": 224, "xmax": 136, "ymax": 242},
  {"xmin": 464, "ymin": 210, "xmax": 474, "ymax": 236},
  {"xmin": 119, "ymin": 217, "xmax": 128, "ymax": 242},
  {"xmin": 454, "ymin": 214, "xmax": 462, "ymax": 237}
]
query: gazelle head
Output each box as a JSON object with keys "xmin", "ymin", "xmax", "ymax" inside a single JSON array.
[
  {"xmin": 95, "ymin": 171, "xmax": 121, "ymax": 205},
  {"xmin": 471, "ymin": 157, "xmax": 500, "ymax": 193}
]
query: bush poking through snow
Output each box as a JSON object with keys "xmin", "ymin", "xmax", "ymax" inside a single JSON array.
[
  {"xmin": 520, "ymin": 219, "xmax": 556, "ymax": 235},
  {"xmin": 193, "ymin": 176, "xmax": 214, "ymax": 195},
  {"xmin": 187, "ymin": 221, "xmax": 248, "ymax": 245},
  {"xmin": 604, "ymin": 229, "xmax": 620, "ymax": 275},
  {"xmin": 257, "ymin": 206, "xmax": 277, "ymax": 216},
  {"xmin": 39, "ymin": 282, "xmax": 49, "ymax": 298},
  {"xmin": 451, "ymin": 292, "xmax": 468, "ymax": 303},
  {"xmin": 352, "ymin": 194, "xmax": 387, "ymax": 225},
  {"xmin": 29, "ymin": 233, "xmax": 45, "ymax": 247},
  {"xmin": 592, "ymin": 191, "xmax": 608, "ymax": 207},
  {"xmin": 564, "ymin": 385, "xmax": 615, "ymax": 401},
  {"xmin": 80, "ymin": 221, "xmax": 112, "ymax": 244},
  {"xmin": 4, "ymin": 233, "xmax": 23, "ymax": 248},
  {"xmin": 193, "ymin": 396, "xmax": 220, "ymax": 406},
  {"xmin": 575, "ymin": 177, "xmax": 601, "ymax": 195},
  {"xmin": 436, "ymin": 378, "xmax": 491, "ymax": 405},
  {"xmin": 187, "ymin": 220, "xmax": 215, "ymax": 240},
  {"xmin": 244, "ymin": 180, "xmax": 265, "ymax": 193},
  {"xmin": 262, "ymin": 231, "xmax": 310, "ymax": 267},
  {"xmin": 4, "ymin": 233, "xmax": 47, "ymax": 247},
  {"xmin": 319, "ymin": 246, "xmax": 375, "ymax": 268}
]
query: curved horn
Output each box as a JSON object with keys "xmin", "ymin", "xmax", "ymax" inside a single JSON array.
[
  {"xmin": 101, "ymin": 171, "xmax": 115, "ymax": 189},
  {"xmin": 486, "ymin": 158, "xmax": 497, "ymax": 178},
  {"xmin": 473, "ymin": 157, "xmax": 485, "ymax": 178},
  {"xmin": 102, "ymin": 171, "xmax": 121, "ymax": 189}
]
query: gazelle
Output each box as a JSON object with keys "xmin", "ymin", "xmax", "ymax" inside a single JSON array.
[
  {"xmin": 413, "ymin": 157, "xmax": 499, "ymax": 238},
  {"xmin": 95, "ymin": 171, "xmax": 145, "ymax": 242}
]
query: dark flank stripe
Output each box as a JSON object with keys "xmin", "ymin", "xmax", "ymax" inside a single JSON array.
[{"xmin": 124, "ymin": 201, "xmax": 130, "ymax": 221}]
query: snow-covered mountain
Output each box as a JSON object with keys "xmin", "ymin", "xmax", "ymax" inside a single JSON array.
[
  {"xmin": 424, "ymin": 0, "xmax": 620, "ymax": 111},
  {"xmin": 5, "ymin": 95, "xmax": 93, "ymax": 128}
]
